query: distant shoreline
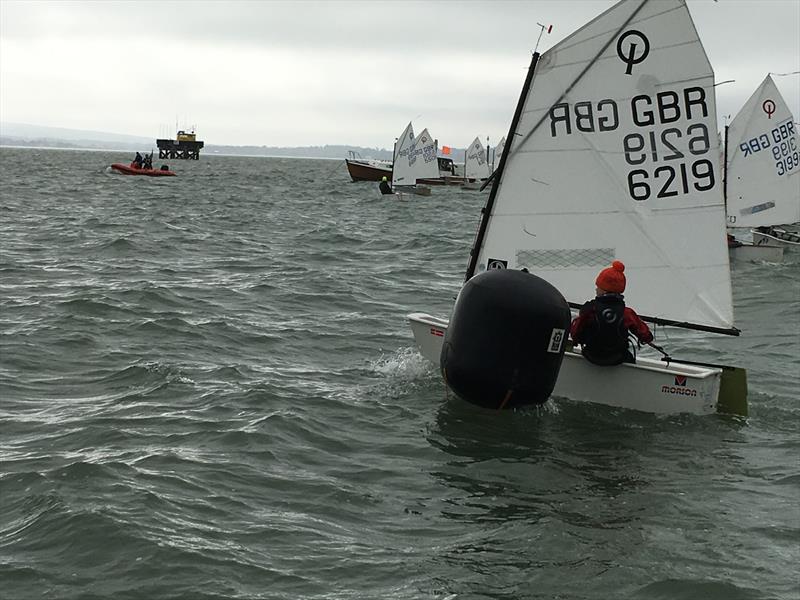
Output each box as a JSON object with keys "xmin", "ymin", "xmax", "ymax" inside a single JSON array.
[
  {"xmin": 0, "ymin": 125, "xmax": 393, "ymax": 160},
  {"xmin": 0, "ymin": 144, "xmax": 349, "ymax": 161}
]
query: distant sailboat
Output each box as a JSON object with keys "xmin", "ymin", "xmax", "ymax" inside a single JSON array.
[
  {"xmin": 390, "ymin": 122, "xmax": 415, "ymax": 188},
  {"xmin": 390, "ymin": 123, "xmax": 438, "ymax": 197},
  {"xmin": 724, "ymin": 74, "xmax": 799, "ymax": 253},
  {"xmin": 464, "ymin": 136, "xmax": 491, "ymax": 181},
  {"xmin": 492, "ymin": 136, "xmax": 506, "ymax": 172},
  {"xmin": 408, "ymin": 0, "xmax": 747, "ymax": 416},
  {"xmin": 460, "ymin": 136, "xmax": 492, "ymax": 190}
]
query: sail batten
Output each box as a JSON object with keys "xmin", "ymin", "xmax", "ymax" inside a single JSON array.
[{"xmin": 474, "ymin": 0, "xmax": 734, "ymax": 332}]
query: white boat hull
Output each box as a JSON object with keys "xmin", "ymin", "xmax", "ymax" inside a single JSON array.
[
  {"xmin": 751, "ymin": 228, "xmax": 800, "ymax": 248},
  {"xmin": 408, "ymin": 312, "xmax": 745, "ymax": 416},
  {"xmin": 729, "ymin": 243, "xmax": 784, "ymax": 263},
  {"xmin": 393, "ymin": 184, "xmax": 432, "ymax": 197}
]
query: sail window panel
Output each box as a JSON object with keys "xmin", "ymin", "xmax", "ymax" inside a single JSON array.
[{"xmin": 516, "ymin": 248, "xmax": 616, "ymax": 269}]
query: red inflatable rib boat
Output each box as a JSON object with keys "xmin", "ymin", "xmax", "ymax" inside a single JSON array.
[{"xmin": 111, "ymin": 162, "xmax": 177, "ymax": 177}]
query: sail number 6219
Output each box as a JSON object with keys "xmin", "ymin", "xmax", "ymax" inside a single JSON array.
[
  {"xmin": 627, "ymin": 160, "xmax": 715, "ymax": 201},
  {"xmin": 622, "ymin": 123, "xmax": 714, "ymax": 201}
]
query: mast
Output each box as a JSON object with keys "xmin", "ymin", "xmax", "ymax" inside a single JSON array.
[
  {"xmin": 465, "ymin": 52, "xmax": 540, "ymax": 281},
  {"xmin": 723, "ymin": 123, "xmax": 729, "ymax": 209},
  {"xmin": 391, "ymin": 137, "xmax": 397, "ymax": 180}
]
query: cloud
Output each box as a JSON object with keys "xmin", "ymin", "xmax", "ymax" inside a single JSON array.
[{"xmin": 1, "ymin": 0, "xmax": 798, "ymax": 147}]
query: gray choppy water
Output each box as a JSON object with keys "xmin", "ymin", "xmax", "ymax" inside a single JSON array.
[{"xmin": 1, "ymin": 147, "xmax": 798, "ymax": 600}]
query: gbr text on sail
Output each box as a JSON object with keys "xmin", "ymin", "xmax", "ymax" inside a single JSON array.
[{"xmin": 549, "ymin": 87, "xmax": 715, "ymax": 202}]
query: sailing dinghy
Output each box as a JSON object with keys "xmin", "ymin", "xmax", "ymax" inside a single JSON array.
[
  {"xmin": 724, "ymin": 74, "xmax": 799, "ymax": 255},
  {"xmin": 460, "ymin": 136, "xmax": 491, "ymax": 188},
  {"xmin": 408, "ymin": 0, "xmax": 747, "ymax": 416},
  {"xmin": 466, "ymin": 136, "xmax": 491, "ymax": 180},
  {"xmin": 390, "ymin": 123, "xmax": 438, "ymax": 198},
  {"xmin": 492, "ymin": 136, "xmax": 506, "ymax": 173}
]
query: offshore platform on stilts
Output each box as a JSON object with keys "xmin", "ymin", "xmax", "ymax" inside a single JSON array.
[{"xmin": 156, "ymin": 130, "xmax": 204, "ymax": 160}]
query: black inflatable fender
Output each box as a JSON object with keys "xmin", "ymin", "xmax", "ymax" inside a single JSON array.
[{"xmin": 441, "ymin": 269, "xmax": 571, "ymax": 409}]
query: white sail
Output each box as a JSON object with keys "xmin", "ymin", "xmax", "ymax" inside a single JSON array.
[
  {"xmin": 725, "ymin": 74, "xmax": 800, "ymax": 228},
  {"xmin": 473, "ymin": 0, "xmax": 734, "ymax": 331},
  {"xmin": 391, "ymin": 122, "xmax": 415, "ymax": 186},
  {"xmin": 407, "ymin": 128, "xmax": 440, "ymax": 181},
  {"xmin": 465, "ymin": 136, "xmax": 491, "ymax": 180},
  {"xmin": 493, "ymin": 136, "xmax": 506, "ymax": 170}
]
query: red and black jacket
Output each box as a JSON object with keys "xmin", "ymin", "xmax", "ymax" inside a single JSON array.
[{"xmin": 570, "ymin": 294, "xmax": 653, "ymax": 365}]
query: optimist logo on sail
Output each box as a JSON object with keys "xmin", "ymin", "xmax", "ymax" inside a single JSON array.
[{"xmin": 616, "ymin": 30, "xmax": 650, "ymax": 75}]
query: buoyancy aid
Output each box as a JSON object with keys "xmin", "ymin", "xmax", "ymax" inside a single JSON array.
[{"xmin": 580, "ymin": 294, "xmax": 629, "ymax": 366}]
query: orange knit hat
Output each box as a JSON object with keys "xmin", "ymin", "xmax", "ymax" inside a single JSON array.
[{"xmin": 596, "ymin": 260, "xmax": 626, "ymax": 293}]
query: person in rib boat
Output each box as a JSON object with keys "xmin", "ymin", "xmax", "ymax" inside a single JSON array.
[{"xmin": 570, "ymin": 260, "xmax": 653, "ymax": 366}]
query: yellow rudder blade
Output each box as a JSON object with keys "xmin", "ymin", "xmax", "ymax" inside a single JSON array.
[{"xmin": 717, "ymin": 367, "xmax": 748, "ymax": 417}]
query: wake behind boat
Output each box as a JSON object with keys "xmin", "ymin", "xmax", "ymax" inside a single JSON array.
[{"xmin": 407, "ymin": 0, "xmax": 748, "ymax": 417}]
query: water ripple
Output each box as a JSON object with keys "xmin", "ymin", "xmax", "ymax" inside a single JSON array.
[{"xmin": 0, "ymin": 148, "xmax": 797, "ymax": 600}]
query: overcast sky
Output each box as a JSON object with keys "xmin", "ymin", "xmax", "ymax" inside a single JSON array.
[{"xmin": 1, "ymin": 0, "xmax": 798, "ymax": 149}]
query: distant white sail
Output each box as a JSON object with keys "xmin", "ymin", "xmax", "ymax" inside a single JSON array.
[
  {"xmin": 725, "ymin": 74, "xmax": 800, "ymax": 228},
  {"xmin": 392, "ymin": 122, "xmax": 415, "ymax": 186},
  {"xmin": 407, "ymin": 128, "xmax": 440, "ymax": 181},
  {"xmin": 472, "ymin": 0, "xmax": 734, "ymax": 331},
  {"xmin": 465, "ymin": 137, "xmax": 491, "ymax": 180},
  {"xmin": 493, "ymin": 136, "xmax": 506, "ymax": 170}
]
